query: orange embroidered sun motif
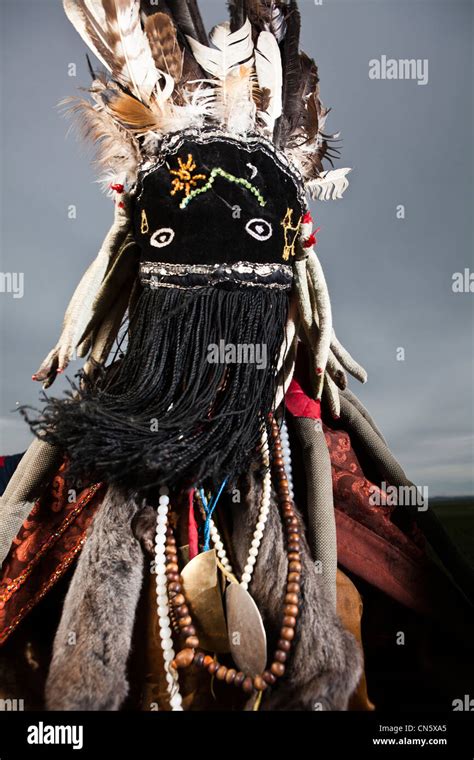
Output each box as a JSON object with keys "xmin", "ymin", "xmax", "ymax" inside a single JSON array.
[{"xmin": 169, "ymin": 154, "xmax": 206, "ymax": 199}]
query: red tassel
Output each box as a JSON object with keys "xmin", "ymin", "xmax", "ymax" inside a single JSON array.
[
  {"xmin": 188, "ymin": 489, "xmax": 199, "ymax": 560},
  {"xmin": 302, "ymin": 211, "xmax": 313, "ymax": 225},
  {"xmin": 110, "ymin": 183, "xmax": 124, "ymax": 193}
]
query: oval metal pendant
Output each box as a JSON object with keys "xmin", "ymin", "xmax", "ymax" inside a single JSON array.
[
  {"xmin": 225, "ymin": 583, "xmax": 267, "ymax": 677},
  {"xmin": 181, "ymin": 549, "xmax": 229, "ymax": 653}
]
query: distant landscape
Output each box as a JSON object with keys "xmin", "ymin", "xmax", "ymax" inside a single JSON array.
[{"xmin": 430, "ymin": 497, "xmax": 474, "ymax": 566}]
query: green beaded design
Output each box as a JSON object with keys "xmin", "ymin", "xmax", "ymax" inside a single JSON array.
[{"xmin": 180, "ymin": 167, "xmax": 267, "ymax": 210}]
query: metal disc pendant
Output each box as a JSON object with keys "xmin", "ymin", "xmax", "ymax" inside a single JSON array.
[
  {"xmin": 181, "ymin": 549, "xmax": 229, "ymax": 653},
  {"xmin": 225, "ymin": 583, "xmax": 267, "ymax": 677}
]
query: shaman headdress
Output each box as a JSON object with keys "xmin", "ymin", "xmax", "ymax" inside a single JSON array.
[{"xmin": 32, "ymin": 0, "xmax": 366, "ymax": 490}]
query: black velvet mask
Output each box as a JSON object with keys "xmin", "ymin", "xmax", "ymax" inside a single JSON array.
[{"xmin": 133, "ymin": 138, "xmax": 303, "ymax": 267}]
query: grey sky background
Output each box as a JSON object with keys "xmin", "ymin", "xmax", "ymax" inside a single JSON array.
[{"xmin": 0, "ymin": 0, "xmax": 472, "ymax": 495}]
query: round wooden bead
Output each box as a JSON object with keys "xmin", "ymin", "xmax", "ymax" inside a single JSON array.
[
  {"xmin": 287, "ymin": 573, "xmax": 301, "ymax": 583},
  {"xmin": 262, "ymin": 670, "xmax": 277, "ymax": 685},
  {"xmin": 194, "ymin": 652, "xmax": 205, "ymax": 668},
  {"xmin": 176, "ymin": 605, "xmax": 190, "ymax": 618},
  {"xmin": 203, "ymin": 655, "xmax": 214, "ymax": 668},
  {"xmin": 289, "ymin": 561, "xmax": 302, "ymax": 573},
  {"xmin": 287, "ymin": 553, "xmax": 300, "ymax": 562},
  {"xmin": 284, "ymin": 604, "xmax": 299, "ymax": 617},
  {"xmin": 207, "ymin": 661, "xmax": 219, "ymax": 675},
  {"xmin": 283, "ymin": 616, "xmax": 296, "ymax": 628},
  {"xmin": 225, "ymin": 669, "xmax": 237, "ymax": 685},
  {"xmin": 234, "ymin": 672, "xmax": 245, "ymax": 688},
  {"xmin": 286, "ymin": 583, "xmax": 300, "ymax": 594},
  {"xmin": 216, "ymin": 666, "xmax": 228, "ymax": 681},
  {"xmin": 166, "ymin": 562, "xmax": 179, "ymax": 574},
  {"xmin": 178, "ymin": 615, "xmax": 192, "ymax": 627},
  {"xmin": 172, "ymin": 648, "xmax": 194, "ymax": 669},
  {"xmin": 180, "ymin": 625, "xmax": 197, "ymax": 637},
  {"xmin": 171, "ymin": 594, "xmax": 185, "ymax": 607},
  {"xmin": 254, "ymin": 675, "xmax": 268, "ymax": 692},
  {"xmin": 185, "ymin": 636, "xmax": 200, "ymax": 648},
  {"xmin": 280, "ymin": 627, "xmax": 295, "ymax": 641},
  {"xmin": 242, "ymin": 677, "xmax": 254, "ymax": 694},
  {"xmin": 285, "ymin": 593, "xmax": 299, "ymax": 605},
  {"xmin": 274, "ymin": 650, "xmax": 287, "ymax": 663},
  {"xmin": 166, "ymin": 572, "xmax": 180, "ymax": 583},
  {"xmin": 168, "ymin": 582, "xmax": 181, "ymax": 594},
  {"xmin": 271, "ymin": 662, "xmax": 285, "ymax": 677},
  {"xmin": 277, "ymin": 639, "xmax": 291, "ymax": 652}
]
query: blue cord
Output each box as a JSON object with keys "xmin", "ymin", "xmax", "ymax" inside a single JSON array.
[{"xmin": 200, "ymin": 478, "xmax": 228, "ymax": 552}]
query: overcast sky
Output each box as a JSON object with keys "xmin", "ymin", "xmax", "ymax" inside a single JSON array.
[{"xmin": 0, "ymin": 0, "xmax": 472, "ymax": 496}]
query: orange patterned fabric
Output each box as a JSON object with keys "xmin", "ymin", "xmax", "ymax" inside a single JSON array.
[{"xmin": 0, "ymin": 464, "xmax": 104, "ymax": 645}]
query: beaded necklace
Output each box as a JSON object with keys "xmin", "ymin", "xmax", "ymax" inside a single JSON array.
[{"xmin": 154, "ymin": 418, "xmax": 302, "ymax": 709}]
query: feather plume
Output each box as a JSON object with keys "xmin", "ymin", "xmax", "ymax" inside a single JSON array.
[
  {"xmin": 144, "ymin": 12, "xmax": 183, "ymax": 81},
  {"xmin": 255, "ymin": 30, "xmax": 282, "ymax": 131},
  {"xmin": 166, "ymin": 0, "xmax": 208, "ymax": 45},
  {"xmin": 227, "ymin": 0, "xmax": 246, "ymax": 32},
  {"xmin": 274, "ymin": 0, "xmax": 301, "ymax": 146},
  {"xmin": 63, "ymin": 1, "xmax": 159, "ymax": 102},
  {"xmin": 307, "ymin": 168, "xmax": 351, "ymax": 200},
  {"xmin": 213, "ymin": 65, "xmax": 256, "ymax": 135},
  {"xmin": 62, "ymin": 95, "xmax": 140, "ymax": 184},
  {"xmin": 187, "ymin": 18, "xmax": 254, "ymax": 80}
]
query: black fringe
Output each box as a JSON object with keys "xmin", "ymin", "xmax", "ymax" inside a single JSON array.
[{"xmin": 28, "ymin": 285, "xmax": 289, "ymax": 492}]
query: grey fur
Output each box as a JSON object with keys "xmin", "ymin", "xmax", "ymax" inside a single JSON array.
[
  {"xmin": 45, "ymin": 485, "xmax": 144, "ymax": 711},
  {"xmin": 228, "ymin": 470, "xmax": 362, "ymax": 711}
]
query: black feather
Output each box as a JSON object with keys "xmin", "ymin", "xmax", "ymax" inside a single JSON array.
[
  {"xmin": 274, "ymin": 0, "xmax": 301, "ymax": 146},
  {"xmin": 228, "ymin": 0, "xmax": 246, "ymax": 32},
  {"xmin": 166, "ymin": 0, "xmax": 208, "ymax": 45}
]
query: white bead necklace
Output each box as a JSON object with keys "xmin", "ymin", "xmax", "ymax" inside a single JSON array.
[
  {"xmin": 280, "ymin": 419, "xmax": 294, "ymax": 501},
  {"xmin": 209, "ymin": 429, "xmax": 271, "ymax": 591},
  {"xmin": 154, "ymin": 486, "xmax": 183, "ymax": 711}
]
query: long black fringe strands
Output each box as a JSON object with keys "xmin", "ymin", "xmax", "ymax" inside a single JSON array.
[{"xmin": 26, "ymin": 284, "xmax": 289, "ymax": 492}]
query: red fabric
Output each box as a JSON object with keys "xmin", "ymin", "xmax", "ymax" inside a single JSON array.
[
  {"xmin": 0, "ymin": 464, "xmax": 104, "ymax": 645},
  {"xmin": 285, "ymin": 378, "xmax": 321, "ymax": 419},
  {"xmin": 0, "ymin": 457, "xmax": 4, "ymax": 468},
  {"xmin": 188, "ymin": 489, "xmax": 199, "ymax": 561}
]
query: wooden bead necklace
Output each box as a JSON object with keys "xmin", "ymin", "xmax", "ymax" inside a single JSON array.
[{"xmin": 155, "ymin": 418, "xmax": 302, "ymax": 706}]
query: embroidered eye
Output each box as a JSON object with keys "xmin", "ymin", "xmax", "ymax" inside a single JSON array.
[
  {"xmin": 245, "ymin": 218, "xmax": 273, "ymax": 241},
  {"xmin": 150, "ymin": 227, "xmax": 175, "ymax": 248}
]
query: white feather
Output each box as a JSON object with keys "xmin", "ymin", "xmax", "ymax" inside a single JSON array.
[
  {"xmin": 63, "ymin": 1, "xmax": 159, "ymax": 103},
  {"xmin": 255, "ymin": 31, "xmax": 282, "ymax": 131},
  {"xmin": 110, "ymin": 0, "xmax": 158, "ymax": 102},
  {"xmin": 63, "ymin": 0, "xmax": 113, "ymax": 71},
  {"xmin": 186, "ymin": 18, "xmax": 254, "ymax": 81},
  {"xmin": 307, "ymin": 168, "xmax": 352, "ymax": 200}
]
